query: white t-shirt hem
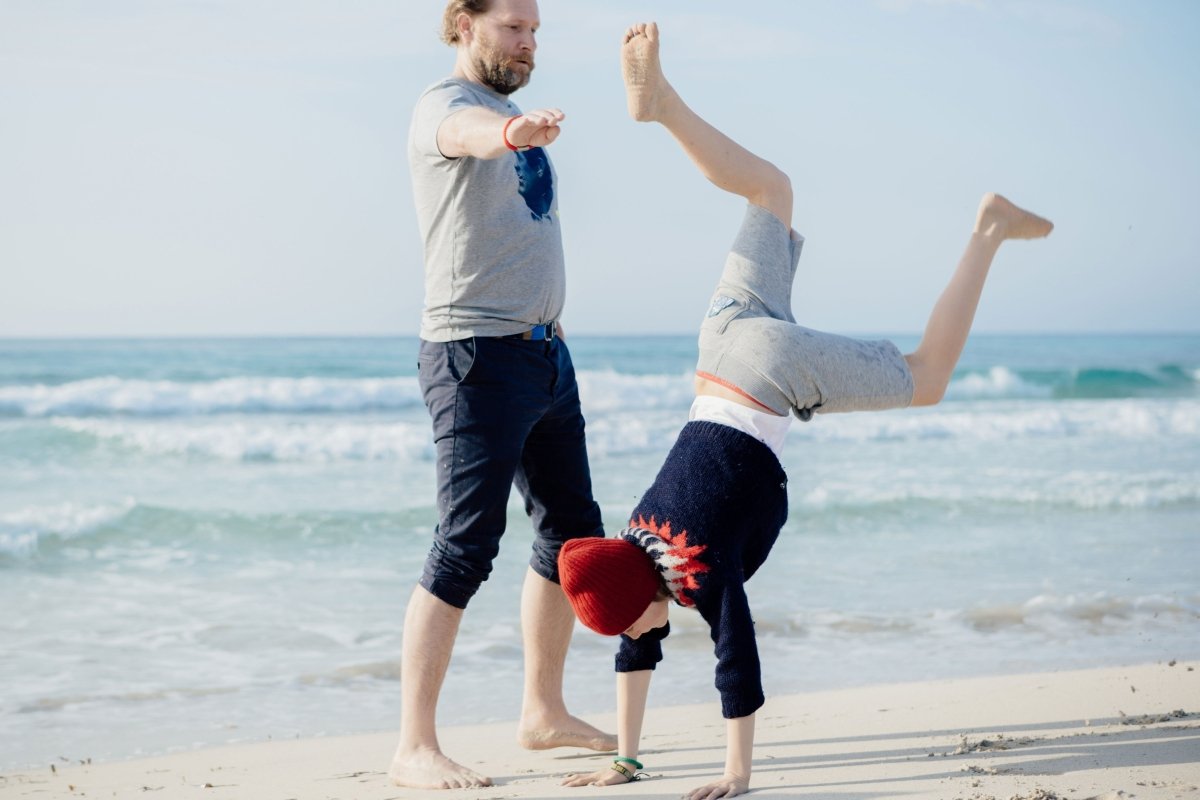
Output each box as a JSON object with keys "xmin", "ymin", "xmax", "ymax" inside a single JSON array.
[{"xmin": 688, "ymin": 395, "xmax": 792, "ymax": 459}]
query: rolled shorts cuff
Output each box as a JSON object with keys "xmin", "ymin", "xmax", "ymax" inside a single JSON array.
[
  {"xmin": 529, "ymin": 553, "xmax": 559, "ymax": 585},
  {"xmin": 418, "ymin": 573, "xmax": 476, "ymax": 610},
  {"xmin": 529, "ymin": 527, "xmax": 604, "ymax": 586}
]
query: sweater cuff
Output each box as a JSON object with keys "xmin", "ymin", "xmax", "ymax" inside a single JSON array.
[
  {"xmin": 614, "ymin": 623, "xmax": 670, "ymax": 672},
  {"xmin": 720, "ymin": 688, "xmax": 764, "ymax": 720}
]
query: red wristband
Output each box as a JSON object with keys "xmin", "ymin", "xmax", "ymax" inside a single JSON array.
[{"xmin": 503, "ymin": 115, "xmax": 531, "ymax": 152}]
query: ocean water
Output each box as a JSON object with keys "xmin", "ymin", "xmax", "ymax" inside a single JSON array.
[{"xmin": 1, "ymin": 334, "xmax": 1198, "ymax": 769}]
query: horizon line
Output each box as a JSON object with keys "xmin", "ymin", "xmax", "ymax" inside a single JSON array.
[{"xmin": 2, "ymin": 329, "xmax": 1199, "ymax": 343}]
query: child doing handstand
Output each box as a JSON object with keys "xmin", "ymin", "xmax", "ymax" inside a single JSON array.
[{"xmin": 558, "ymin": 21, "xmax": 1054, "ymax": 800}]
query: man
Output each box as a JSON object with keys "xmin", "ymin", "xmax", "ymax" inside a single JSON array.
[{"xmin": 388, "ymin": 0, "xmax": 615, "ymax": 790}]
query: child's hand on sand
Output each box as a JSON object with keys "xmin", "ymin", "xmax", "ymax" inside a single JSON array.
[
  {"xmin": 561, "ymin": 767, "xmax": 632, "ymax": 788},
  {"xmin": 685, "ymin": 773, "xmax": 749, "ymax": 799}
]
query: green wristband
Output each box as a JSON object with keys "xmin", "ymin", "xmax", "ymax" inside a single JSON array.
[{"xmin": 614, "ymin": 756, "xmax": 644, "ymax": 770}]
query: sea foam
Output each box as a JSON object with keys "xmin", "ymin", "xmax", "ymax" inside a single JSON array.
[
  {"xmin": 794, "ymin": 468, "xmax": 1200, "ymax": 511},
  {"xmin": 45, "ymin": 399, "xmax": 1200, "ymax": 463},
  {"xmin": 944, "ymin": 366, "xmax": 1050, "ymax": 400},
  {"xmin": 0, "ymin": 376, "xmax": 422, "ymax": 417},
  {"xmin": 759, "ymin": 592, "xmax": 1200, "ymax": 643},
  {"xmin": 55, "ymin": 418, "xmax": 435, "ymax": 462},
  {"xmin": 2, "ymin": 363, "xmax": 1195, "ymax": 419},
  {"xmin": 791, "ymin": 399, "xmax": 1200, "ymax": 443},
  {"xmin": 0, "ymin": 499, "xmax": 136, "ymax": 558}
]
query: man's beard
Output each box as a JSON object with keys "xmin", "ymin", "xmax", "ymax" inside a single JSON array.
[{"xmin": 471, "ymin": 40, "xmax": 532, "ymax": 95}]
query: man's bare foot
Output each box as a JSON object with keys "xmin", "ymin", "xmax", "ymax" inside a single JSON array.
[
  {"xmin": 975, "ymin": 193, "xmax": 1054, "ymax": 240},
  {"xmin": 517, "ymin": 714, "xmax": 617, "ymax": 752},
  {"xmin": 621, "ymin": 22, "xmax": 677, "ymax": 122},
  {"xmin": 388, "ymin": 746, "xmax": 492, "ymax": 790}
]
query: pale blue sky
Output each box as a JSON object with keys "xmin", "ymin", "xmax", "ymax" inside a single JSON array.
[{"xmin": 2, "ymin": 0, "xmax": 1197, "ymax": 337}]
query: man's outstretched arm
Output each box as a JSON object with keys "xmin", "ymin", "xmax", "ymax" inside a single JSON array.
[{"xmin": 437, "ymin": 107, "xmax": 565, "ymax": 159}]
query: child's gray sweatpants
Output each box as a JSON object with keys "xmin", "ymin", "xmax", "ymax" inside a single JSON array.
[{"xmin": 696, "ymin": 204, "xmax": 915, "ymax": 420}]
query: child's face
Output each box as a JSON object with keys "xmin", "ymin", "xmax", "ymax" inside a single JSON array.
[{"xmin": 623, "ymin": 595, "xmax": 670, "ymax": 639}]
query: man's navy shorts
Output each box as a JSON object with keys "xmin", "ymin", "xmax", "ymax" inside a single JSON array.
[{"xmin": 416, "ymin": 334, "xmax": 604, "ymax": 609}]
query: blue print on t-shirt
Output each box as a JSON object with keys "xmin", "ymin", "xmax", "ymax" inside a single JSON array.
[{"xmin": 514, "ymin": 148, "xmax": 554, "ymax": 221}]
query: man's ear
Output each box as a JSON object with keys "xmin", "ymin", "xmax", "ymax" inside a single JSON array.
[{"xmin": 456, "ymin": 13, "xmax": 474, "ymax": 44}]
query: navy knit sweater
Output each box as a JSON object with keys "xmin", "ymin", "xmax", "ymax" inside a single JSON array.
[{"xmin": 614, "ymin": 421, "xmax": 789, "ymax": 719}]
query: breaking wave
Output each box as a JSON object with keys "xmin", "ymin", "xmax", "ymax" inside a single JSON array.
[{"xmin": 0, "ymin": 376, "xmax": 422, "ymax": 418}]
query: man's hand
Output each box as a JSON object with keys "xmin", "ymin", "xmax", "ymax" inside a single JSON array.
[
  {"xmin": 505, "ymin": 108, "xmax": 565, "ymax": 149},
  {"xmin": 561, "ymin": 767, "xmax": 630, "ymax": 788},
  {"xmin": 684, "ymin": 773, "xmax": 749, "ymax": 800}
]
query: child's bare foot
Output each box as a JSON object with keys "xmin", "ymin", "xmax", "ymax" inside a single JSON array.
[
  {"xmin": 621, "ymin": 22, "xmax": 677, "ymax": 122},
  {"xmin": 518, "ymin": 714, "xmax": 617, "ymax": 752},
  {"xmin": 388, "ymin": 746, "xmax": 491, "ymax": 790},
  {"xmin": 975, "ymin": 193, "xmax": 1054, "ymax": 240}
]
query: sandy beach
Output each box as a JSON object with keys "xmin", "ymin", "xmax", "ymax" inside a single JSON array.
[{"xmin": 3, "ymin": 661, "xmax": 1196, "ymax": 800}]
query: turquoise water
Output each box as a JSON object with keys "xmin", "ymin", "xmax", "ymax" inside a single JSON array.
[{"xmin": 1, "ymin": 334, "xmax": 1198, "ymax": 769}]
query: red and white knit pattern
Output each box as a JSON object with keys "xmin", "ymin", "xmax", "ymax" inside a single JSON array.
[{"xmin": 618, "ymin": 515, "xmax": 710, "ymax": 607}]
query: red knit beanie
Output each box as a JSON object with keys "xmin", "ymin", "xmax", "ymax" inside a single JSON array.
[{"xmin": 558, "ymin": 537, "xmax": 661, "ymax": 636}]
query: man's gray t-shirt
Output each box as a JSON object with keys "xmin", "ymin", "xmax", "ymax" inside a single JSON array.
[{"xmin": 409, "ymin": 78, "xmax": 566, "ymax": 342}]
